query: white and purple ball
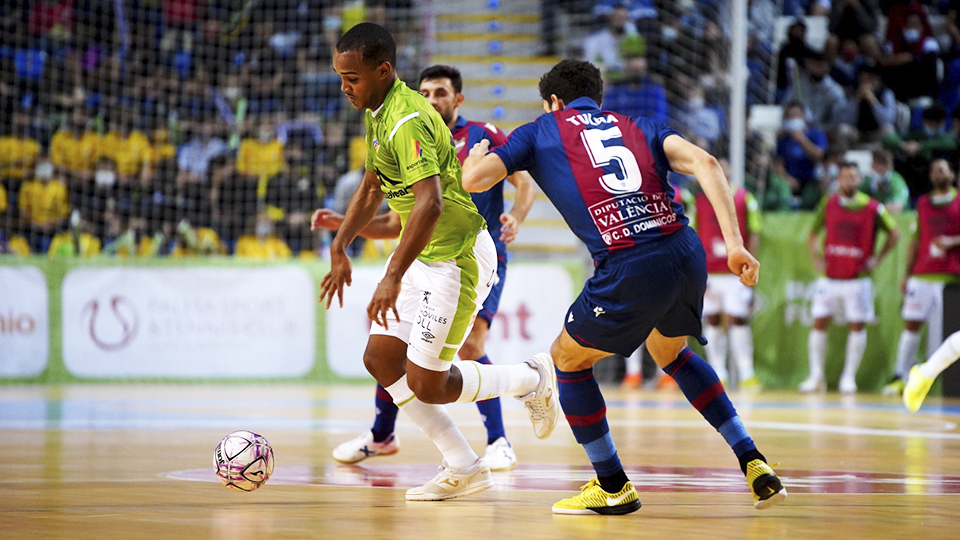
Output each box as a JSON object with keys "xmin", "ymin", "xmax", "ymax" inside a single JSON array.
[{"xmin": 214, "ymin": 430, "xmax": 275, "ymax": 492}]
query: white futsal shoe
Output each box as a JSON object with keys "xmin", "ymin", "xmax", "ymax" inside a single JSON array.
[
  {"xmin": 516, "ymin": 353, "xmax": 560, "ymax": 439},
  {"xmin": 405, "ymin": 459, "xmax": 494, "ymax": 501},
  {"xmin": 332, "ymin": 431, "xmax": 399, "ymax": 464},
  {"xmin": 483, "ymin": 437, "xmax": 518, "ymax": 471},
  {"xmin": 838, "ymin": 375, "xmax": 858, "ymax": 395}
]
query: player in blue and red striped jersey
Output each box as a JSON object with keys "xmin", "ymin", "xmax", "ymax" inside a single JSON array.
[
  {"xmin": 462, "ymin": 59, "xmax": 786, "ymax": 515},
  {"xmin": 313, "ymin": 65, "xmax": 537, "ymax": 471}
]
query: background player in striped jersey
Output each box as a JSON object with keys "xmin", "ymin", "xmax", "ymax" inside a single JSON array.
[
  {"xmin": 462, "ymin": 59, "xmax": 785, "ymax": 515},
  {"xmin": 695, "ymin": 185, "xmax": 762, "ymax": 388},
  {"xmin": 801, "ymin": 162, "xmax": 900, "ymax": 394},
  {"xmin": 886, "ymin": 159, "xmax": 960, "ymax": 396},
  {"xmin": 314, "ymin": 65, "xmax": 537, "ymax": 471}
]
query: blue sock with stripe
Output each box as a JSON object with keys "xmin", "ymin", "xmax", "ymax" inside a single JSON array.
[
  {"xmin": 557, "ymin": 367, "xmax": 628, "ymax": 493},
  {"xmin": 371, "ymin": 384, "xmax": 399, "ymax": 443},
  {"xmin": 663, "ymin": 348, "xmax": 763, "ymax": 473},
  {"xmin": 473, "ymin": 356, "xmax": 507, "ymax": 445}
]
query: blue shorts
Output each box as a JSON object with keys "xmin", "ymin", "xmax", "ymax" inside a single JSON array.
[
  {"xmin": 477, "ymin": 253, "xmax": 507, "ymax": 325},
  {"xmin": 564, "ymin": 226, "xmax": 707, "ymax": 356}
]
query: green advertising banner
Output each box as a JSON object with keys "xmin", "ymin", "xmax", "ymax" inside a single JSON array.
[{"xmin": 0, "ymin": 213, "xmax": 925, "ymax": 390}]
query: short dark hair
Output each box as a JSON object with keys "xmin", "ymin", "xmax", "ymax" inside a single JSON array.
[
  {"xmin": 838, "ymin": 161, "xmax": 860, "ymax": 172},
  {"xmin": 419, "ymin": 65, "xmax": 463, "ymax": 94},
  {"xmin": 539, "ymin": 59, "xmax": 603, "ymax": 106},
  {"xmin": 336, "ymin": 22, "xmax": 396, "ymax": 68},
  {"xmin": 922, "ymin": 104, "xmax": 946, "ymax": 122}
]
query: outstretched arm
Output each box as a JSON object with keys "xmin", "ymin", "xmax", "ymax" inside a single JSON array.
[
  {"xmin": 462, "ymin": 139, "xmax": 509, "ymax": 193},
  {"xmin": 311, "ymin": 208, "xmax": 402, "ymax": 239},
  {"xmin": 663, "ymin": 134, "xmax": 759, "ymax": 285}
]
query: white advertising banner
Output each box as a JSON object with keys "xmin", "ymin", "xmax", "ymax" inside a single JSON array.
[
  {"xmin": 62, "ymin": 266, "xmax": 315, "ymax": 378},
  {"xmin": 0, "ymin": 266, "xmax": 49, "ymax": 377},
  {"xmin": 326, "ymin": 263, "xmax": 574, "ymax": 378}
]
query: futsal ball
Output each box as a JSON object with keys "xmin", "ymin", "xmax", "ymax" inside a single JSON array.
[{"xmin": 214, "ymin": 430, "xmax": 275, "ymax": 492}]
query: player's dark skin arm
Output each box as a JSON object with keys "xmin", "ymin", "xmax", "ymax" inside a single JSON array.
[
  {"xmin": 311, "ymin": 208, "xmax": 402, "ymax": 239},
  {"xmin": 318, "ymin": 169, "xmax": 384, "ymax": 308}
]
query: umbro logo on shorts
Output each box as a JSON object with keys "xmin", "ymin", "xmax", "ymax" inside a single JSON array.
[{"xmin": 422, "ymin": 331, "xmax": 435, "ymax": 343}]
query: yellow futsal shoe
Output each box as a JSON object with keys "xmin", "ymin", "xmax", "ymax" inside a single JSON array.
[
  {"xmin": 552, "ymin": 479, "xmax": 642, "ymax": 515},
  {"xmin": 746, "ymin": 459, "xmax": 787, "ymax": 510},
  {"xmin": 904, "ymin": 365, "xmax": 935, "ymax": 412}
]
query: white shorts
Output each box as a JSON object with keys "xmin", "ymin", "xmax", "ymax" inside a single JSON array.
[
  {"xmin": 369, "ymin": 230, "xmax": 498, "ymax": 372},
  {"xmin": 810, "ymin": 277, "xmax": 875, "ymax": 323},
  {"xmin": 702, "ymin": 274, "xmax": 754, "ymax": 318},
  {"xmin": 902, "ymin": 277, "xmax": 946, "ymax": 356}
]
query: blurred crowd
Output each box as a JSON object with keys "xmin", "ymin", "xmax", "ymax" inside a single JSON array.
[
  {"xmin": 0, "ymin": 0, "xmax": 418, "ymax": 258},
  {"xmin": 569, "ymin": 0, "xmax": 960, "ymax": 211}
]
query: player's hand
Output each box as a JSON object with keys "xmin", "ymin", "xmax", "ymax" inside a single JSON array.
[
  {"xmin": 468, "ymin": 139, "xmax": 491, "ymax": 161},
  {"xmin": 865, "ymin": 255, "xmax": 880, "ymax": 272},
  {"xmin": 367, "ymin": 276, "xmax": 401, "ymax": 330},
  {"xmin": 311, "ymin": 208, "xmax": 345, "ymax": 232},
  {"xmin": 726, "ymin": 245, "xmax": 760, "ymax": 286},
  {"xmin": 933, "ymin": 235, "xmax": 958, "ymax": 251},
  {"xmin": 499, "ymin": 212, "xmax": 520, "ymax": 244},
  {"xmin": 318, "ymin": 248, "xmax": 352, "ymax": 309}
]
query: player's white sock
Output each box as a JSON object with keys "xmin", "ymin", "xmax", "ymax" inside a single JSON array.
[
  {"xmin": 729, "ymin": 325, "xmax": 755, "ymax": 381},
  {"xmin": 895, "ymin": 330, "xmax": 921, "ymax": 379},
  {"xmin": 842, "ymin": 330, "xmax": 867, "ymax": 382},
  {"xmin": 455, "ymin": 361, "xmax": 539, "ymax": 404},
  {"xmin": 625, "ymin": 348, "xmax": 642, "ymax": 376},
  {"xmin": 808, "ymin": 329, "xmax": 827, "ymax": 380},
  {"xmin": 920, "ymin": 331, "xmax": 960, "ymax": 379},
  {"xmin": 703, "ymin": 324, "xmax": 729, "ymax": 381},
  {"xmin": 385, "ymin": 375, "xmax": 478, "ymax": 468}
]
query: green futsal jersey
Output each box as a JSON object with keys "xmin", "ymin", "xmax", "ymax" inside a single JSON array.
[{"xmin": 365, "ymin": 78, "xmax": 486, "ymax": 262}]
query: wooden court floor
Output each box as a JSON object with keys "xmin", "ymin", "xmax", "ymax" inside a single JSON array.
[{"xmin": 2, "ymin": 383, "xmax": 960, "ymax": 540}]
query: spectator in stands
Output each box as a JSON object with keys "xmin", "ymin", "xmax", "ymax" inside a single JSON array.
[
  {"xmin": 237, "ymin": 117, "xmax": 285, "ymax": 182},
  {"xmin": 882, "ymin": 105, "xmax": 958, "ymax": 202},
  {"xmin": 141, "ymin": 128, "xmax": 177, "ymax": 182},
  {"xmin": 775, "ymin": 101, "xmax": 828, "ymax": 210},
  {"xmin": 160, "ymin": 0, "xmax": 200, "ymax": 53},
  {"xmin": 176, "ymin": 120, "xmax": 228, "ymax": 184},
  {"xmin": 19, "ymin": 156, "xmax": 69, "ymax": 253},
  {"xmin": 235, "ymin": 211, "xmax": 292, "ymax": 260},
  {"xmin": 50, "ymin": 111, "xmax": 101, "ymax": 180},
  {"xmin": 839, "ymin": 62, "xmax": 896, "ymax": 142},
  {"xmin": 582, "ymin": 4, "xmax": 639, "ymax": 78},
  {"xmin": 776, "ymin": 19, "xmax": 815, "ymax": 103},
  {"xmin": 210, "ymin": 154, "xmax": 258, "ymax": 244},
  {"xmin": 881, "ymin": 10, "xmax": 940, "ymax": 102},
  {"xmin": 825, "ymin": 0, "xmax": 881, "ymax": 61},
  {"xmin": 265, "ymin": 148, "xmax": 324, "ymax": 255},
  {"xmin": 591, "ymin": 0, "xmax": 658, "ymax": 36},
  {"xmin": 745, "ymin": 151, "xmax": 796, "ymax": 212},
  {"xmin": 782, "ymin": 51, "xmax": 848, "ymax": 133},
  {"xmin": 860, "ymin": 149, "xmax": 910, "ymax": 213},
  {"xmin": 602, "ymin": 56, "xmax": 668, "ymax": 123},
  {"xmin": 103, "ymin": 115, "xmax": 150, "ymax": 183},
  {"xmin": 29, "ymin": 0, "xmax": 75, "ymax": 43},
  {"xmin": 674, "ymin": 86, "xmax": 722, "ymax": 150},
  {"xmin": 48, "ymin": 211, "xmax": 101, "ymax": 257},
  {"xmin": 0, "ymin": 111, "xmax": 41, "ymax": 186},
  {"xmin": 170, "ymin": 218, "xmax": 226, "ymax": 257}
]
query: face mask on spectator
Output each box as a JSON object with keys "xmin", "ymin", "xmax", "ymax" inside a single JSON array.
[
  {"xmin": 255, "ymin": 221, "xmax": 273, "ymax": 238},
  {"xmin": 661, "ymin": 27, "xmax": 679, "ymax": 40},
  {"xmin": 258, "ymin": 130, "xmax": 274, "ymax": 143},
  {"xmin": 923, "ymin": 123, "xmax": 944, "ymax": 136},
  {"xmin": 35, "ymin": 161, "xmax": 54, "ymax": 180},
  {"xmin": 224, "ymin": 86, "xmax": 241, "ymax": 100},
  {"xmin": 783, "ymin": 118, "xmax": 806, "ymax": 132},
  {"xmin": 95, "ymin": 169, "xmax": 117, "ymax": 187},
  {"xmin": 687, "ymin": 96, "xmax": 704, "ymax": 111},
  {"xmin": 903, "ymin": 29, "xmax": 921, "ymax": 44}
]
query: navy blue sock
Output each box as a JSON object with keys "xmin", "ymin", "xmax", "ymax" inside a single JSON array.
[
  {"xmin": 473, "ymin": 356, "xmax": 507, "ymax": 445},
  {"xmin": 557, "ymin": 367, "xmax": 626, "ymax": 493},
  {"xmin": 371, "ymin": 384, "xmax": 399, "ymax": 443},
  {"xmin": 663, "ymin": 347, "xmax": 758, "ymax": 471}
]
